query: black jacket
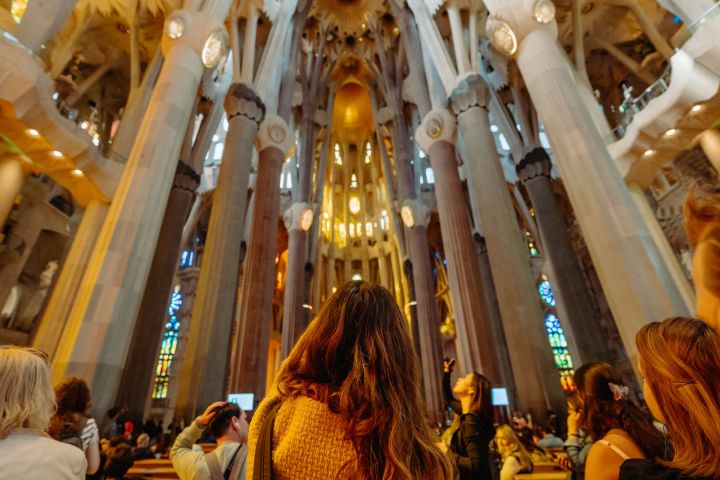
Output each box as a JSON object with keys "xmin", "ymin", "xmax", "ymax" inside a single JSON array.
[
  {"xmin": 443, "ymin": 372, "xmax": 494, "ymax": 480},
  {"xmin": 620, "ymin": 459, "xmax": 710, "ymax": 480}
]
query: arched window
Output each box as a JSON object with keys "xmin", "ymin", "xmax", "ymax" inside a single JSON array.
[
  {"xmin": 152, "ymin": 286, "xmax": 183, "ymax": 399},
  {"xmin": 334, "ymin": 143, "xmax": 342, "ymax": 165},
  {"xmin": 538, "ymin": 277, "xmax": 575, "ymax": 390},
  {"xmin": 365, "ymin": 142, "xmax": 372, "ymax": 164}
]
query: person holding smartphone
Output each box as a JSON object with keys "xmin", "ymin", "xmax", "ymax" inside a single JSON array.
[{"xmin": 439, "ymin": 358, "xmax": 495, "ymax": 480}]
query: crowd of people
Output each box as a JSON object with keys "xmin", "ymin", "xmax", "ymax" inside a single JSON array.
[{"xmin": 1, "ymin": 182, "xmax": 719, "ymax": 480}]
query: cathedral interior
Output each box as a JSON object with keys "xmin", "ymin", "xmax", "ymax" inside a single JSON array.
[{"xmin": 0, "ymin": 0, "xmax": 718, "ymax": 428}]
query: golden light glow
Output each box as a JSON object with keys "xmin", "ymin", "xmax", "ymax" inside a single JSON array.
[
  {"xmin": 71, "ymin": 169, "xmax": 84, "ymax": 176},
  {"xmin": 664, "ymin": 128, "xmax": 678, "ymax": 137},
  {"xmin": 26, "ymin": 128, "xmax": 39, "ymax": 137},
  {"xmin": 51, "ymin": 150, "xmax": 64, "ymax": 158},
  {"xmin": 11, "ymin": 0, "xmax": 28, "ymax": 23},
  {"xmin": 691, "ymin": 104, "xmax": 703, "ymax": 113},
  {"xmin": 349, "ymin": 196, "xmax": 361, "ymax": 214},
  {"xmin": 643, "ymin": 149, "xmax": 656, "ymax": 157}
]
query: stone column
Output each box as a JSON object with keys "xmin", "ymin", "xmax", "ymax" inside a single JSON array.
[
  {"xmin": 115, "ymin": 161, "xmax": 200, "ymax": 422},
  {"xmin": 449, "ymin": 75, "xmax": 565, "ymax": 414},
  {"xmin": 517, "ymin": 148, "xmax": 613, "ymax": 365},
  {"xmin": 400, "ymin": 199, "xmax": 445, "ymax": 424},
  {"xmin": 280, "ymin": 202, "xmax": 313, "ymax": 359},
  {"xmin": 50, "ymin": 6, "xmax": 231, "ymax": 418},
  {"xmin": 175, "ymin": 85, "xmax": 264, "ymax": 421},
  {"xmin": 473, "ymin": 234, "xmax": 516, "ymax": 396},
  {"xmin": 227, "ymin": 115, "xmax": 292, "ymax": 406},
  {"xmin": 627, "ymin": 182, "xmax": 695, "ymax": 311},
  {"xmin": 33, "ymin": 200, "xmax": 108, "ymax": 358},
  {"xmin": 0, "ymin": 156, "xmax": 25, "ymax": 237},
  {"xmin": 415, "ymin": 110, "xmax": 507, "ymax": 392},
  {"xmin": 15, "ymin": 0, "xmax": 77, "ymax": 52},
  {"xmin": 483, "ymin": 0, "xmax": 689, "ymax": 376}
]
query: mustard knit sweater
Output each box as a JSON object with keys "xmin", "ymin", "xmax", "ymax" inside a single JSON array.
[{"xmin": 247, "ymin": 393, "xmax": 358, "ymax": 479}]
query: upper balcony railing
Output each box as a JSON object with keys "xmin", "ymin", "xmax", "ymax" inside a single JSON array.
[{"xmin": 603, "ymin": 3, "xmax": 720, "ymax": 145}]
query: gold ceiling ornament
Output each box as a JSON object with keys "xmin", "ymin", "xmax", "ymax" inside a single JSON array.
[{"xmin": 311, "ymin": 0, "xmax": 385, "ymax": 38}]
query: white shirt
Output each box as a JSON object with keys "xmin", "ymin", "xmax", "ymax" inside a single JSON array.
[{"xmin": 0, "ymin": 429, "xmax": 86, "ymax": 480}]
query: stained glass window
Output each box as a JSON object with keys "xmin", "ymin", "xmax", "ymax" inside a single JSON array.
[
  {"xmin": 151, "ymin": 286, "xmax": 183, "ymax": 399},
  {"xmin": 538, "ymin": 280, "xmax": 556, "ymax": 306},
  {"xmin": 179, "ymin": 250, "xmax": 194, "ymax": 269},
  {"xmin": 538, "ymin": 279, "xmax": 575, "ymax": 390},
  {"xmin": 365, "ymin": 143, "xmax": 372, "ymax": 164}
]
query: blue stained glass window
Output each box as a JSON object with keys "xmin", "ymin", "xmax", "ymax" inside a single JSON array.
[
  {"xmin": 152, "ymin": 286, "xmax": 183, "ymax": 399},
  {"xmin": 538, "ymin": 280, "xmax": 556, "ymax": 306},
  {"xmin": 539, "ymin": 280, "xmax": 576, "ymax": 391}
]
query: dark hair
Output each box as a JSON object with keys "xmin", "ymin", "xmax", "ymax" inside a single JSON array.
[
  {"xmin": 468, "ymin": 372, "xmax": 493, "ymax": 423},
  {"xmin": 208, "ymin": 403, "xmax": 242, "ymax": 439},
  {"xmin": 48, "ymin": 377, "xmax": 91, "ymax": 438},
  {"xmin": 55, "ymin": 377, "xmax": 91, "ymax": 415},
  {"xmin": 107, "ymin": 407, "xmax": 120, "ymax": 419},
  {"xmin": 575, "ymin": 362, "xmax": 667, "ymax": 460},
  {"xmin": 104, "ymin": 444, "xmax": 134, "ymax": 478},
  {"xmin": 276, "ymin": 281, "xmax": 452, "ymax": 479}
]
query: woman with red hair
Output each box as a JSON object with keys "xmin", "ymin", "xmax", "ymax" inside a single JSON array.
[{"xmin": 620, "ymin": 317, "xmax": 720, "ymax": 479}]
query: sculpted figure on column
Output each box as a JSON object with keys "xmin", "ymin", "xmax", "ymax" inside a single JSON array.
[{"xmin": 483, "ymin": 0, "xmax": 689, "ymax": 375}]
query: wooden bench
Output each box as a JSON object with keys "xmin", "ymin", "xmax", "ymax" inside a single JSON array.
[
  {"xmin": 126, "ymin": 466, "xmax": 178, "ymax": 479},
  {"xmin": 127, "ymin": 459, "xmax": 178, "ymax": 479},
  {"xmin": 532, "ymin": 461, "xmax": 566, "ymax": 473},
  {"xmin": 515, "ymin": 472, "xmax": 570, "ymax": 480}
]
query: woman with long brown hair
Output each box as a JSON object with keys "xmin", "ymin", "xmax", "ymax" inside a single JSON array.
[
  {"xmin": 247, "ymin": 281, "xmax": 452, "ymax": 479},
  {"xmin": 441, "ymin": 359, "xmax": 494, "ymax": 479},
  {"xmin": 684, "ymin": 181, "xmax": 720, "ymax": 331},
  {"xmin": 574, "ymin": 361, "xmax": 667, "ymax": 480},
  {"xmin": 620, "ymin": 317, "xmax": 720, "ymax": 479}
]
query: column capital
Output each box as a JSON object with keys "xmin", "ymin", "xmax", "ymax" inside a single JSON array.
[
  {"xmin": 483, "ymin": 0, "xmax": 558, "ymax": 57},
  {"xmin": 400, "ymin": 198, "xmax": 431, "ymax": 229},
  {"xmin": 161, "ymin": 10, "xmax": 228, "ymax": 63},
  {"xmin": 225, "ymin": 83, "xmax": 265, "ymax": 126},
  {"xmin": 256, "ymin": 114, "xmax": 294, "ymax": 156},
  {"xmin": 173, "ymin": 160, "xmax": 201, "ymax": 192},
  {"xmin": 415, "ymin": 109, "xmax": 457, "ymax": 155},
  {"xmin": 283, "ymin": 202, "xmax": 314, "ymax": 232},
  {"xmin": 449, "ymin": 73, "xmax": 489, "ymax": 116},
  {"xmin": 516, "ymin": 147, "xmax": 552, "ymax": 183}
]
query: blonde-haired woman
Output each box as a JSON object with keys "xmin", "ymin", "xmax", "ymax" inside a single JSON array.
[
  {"xmin": 620, "ymin": 317, "xmax": 720, "ymax": 480},
  {"xmin": 684, "ymin": 181, "xmax": 720, "ymax": 331},
  {"xmin": 0, "ymin": 346, "xmax": 86, "ymax": 479},
  {"xmin": 495, "ymin": 425, "xmax": 533, "ymax": 480}
]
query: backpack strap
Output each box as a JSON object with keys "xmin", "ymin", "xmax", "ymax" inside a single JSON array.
[
  {"xmin": 228, "ymin": 445, "xmax": 248, "ymax": 480},
  {"xmin": 205, "ymin": 450, "xmax": 224, "ymax": 480},
  {"xmin": 252, "ymin": 399, "xmax": 283, "ymax": 480}
]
